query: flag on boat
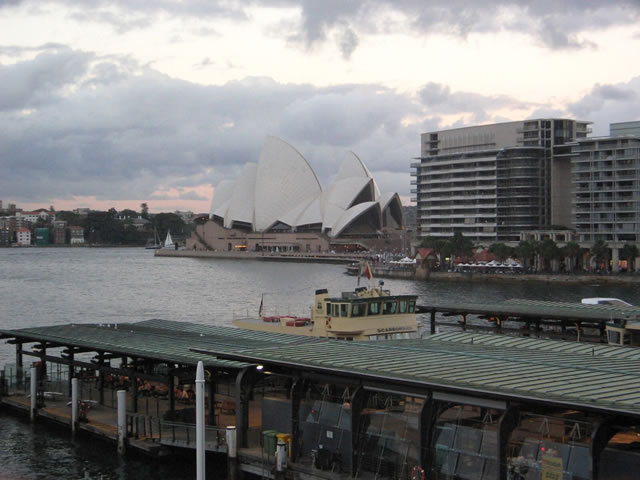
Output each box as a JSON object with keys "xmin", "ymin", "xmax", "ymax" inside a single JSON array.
[
  {"xmin": 258, "ymin": 295, "xmax": 264, "ymax": 317},
  {"xmin": 364, "ymin": 263, "xmax": 372, "ymax": 280}
]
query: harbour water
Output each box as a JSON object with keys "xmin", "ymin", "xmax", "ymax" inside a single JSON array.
[{"xmin": 1, "ymin": 247, "xmax": 640, "ymax": 479}]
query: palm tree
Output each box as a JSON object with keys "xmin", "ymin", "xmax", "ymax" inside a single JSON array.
[
  {"xmin": 562, "ymin": 241, "xmax": 583, "ymax": 273},
  {"xmin": 489, "ymin": 242, "xmax": 514, "ymax": 262},
  {"xmin": 515, "ymin": 240, "xmax": 537, "ymax": 271},
  {"xmin": 538, "ymin": 239, "xmax": 562, "ymax": 272},
  {"xmin": 590, "ymin": 240, "xmax": 609, "ymax": 272},
  {"xmin": 620, "ymin": 243, "xmax": 640, "ymax": 272}
]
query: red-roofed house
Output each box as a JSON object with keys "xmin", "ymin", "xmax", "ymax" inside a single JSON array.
[{"xmin": 16, "ymin": 227, "xmax": 31, "ymax": 246}]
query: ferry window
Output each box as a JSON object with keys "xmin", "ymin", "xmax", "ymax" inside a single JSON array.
[
  {"xmin": 326, "ymin": 302, "xmax": 331, "ymax": 315},
  {"xmin": 332, "ymin": 304, "xmax": 340, "ymax": 317},
  {"xmin": 383, "ymin": 301, "xmax": 397, "ymax": 315},
  {"xmin": 399, "ymin": 300, "xmax": 408, "ymax": 313},
  {"xmin": 340, "ymin": 304, "xmax": 348, "ymax": 317},
  {"xmin": 368, "ymin": 302, "xmax": 381, "ymax": 315},
  {"xmin": 608, "ymin": 330, "xmax": 621, "ymax": 345},
  {"xmin": 408, "ymin": 301, "xmax": 416, "ymax": 313},
  {"xmin": 352, "ymin": 303, "xmax": 365, "ymax": 317}
]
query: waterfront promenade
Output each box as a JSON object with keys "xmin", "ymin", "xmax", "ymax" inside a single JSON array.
[{"xmin": 156, "ymin": 248, "xmax": 640, "ymax": 285}]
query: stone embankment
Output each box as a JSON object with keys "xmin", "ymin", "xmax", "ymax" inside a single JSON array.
[{"xmin": 155, "ymin": 249, "xmax": 640, "ymax": 285}]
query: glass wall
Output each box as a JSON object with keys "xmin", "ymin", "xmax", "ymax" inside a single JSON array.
[
  {"xmin": 355, "ymin": 393, "xmax": 423, "ymax": 479},
  {"xmin": 507, "ymin": 412, "xmax": 594, "ymax": 480},
  {"xmin": 431, "ymin": 404, "xmax": 500, "ymax": 480}
]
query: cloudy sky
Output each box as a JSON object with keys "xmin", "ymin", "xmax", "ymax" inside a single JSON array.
[{"xmin": 1, "ymin": 1, "xmax": 639, "ymax": 213}]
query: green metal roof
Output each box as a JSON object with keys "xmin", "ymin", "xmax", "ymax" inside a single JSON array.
[
  {"xmin": 423, "ymin": 298, "xmax": 640, "ymax": 322},
  {"xmin": 4, "ymin": 320, "xmax": 640, "ymax": 417},
  {"xmin": 194, "ymin": 331, "xmax": 640, "ymax": 417},
  {"xmin": 0, "ymin": 319, "xmax": 323, "ymax": 369}
]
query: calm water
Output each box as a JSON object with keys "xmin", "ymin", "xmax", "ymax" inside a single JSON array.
[{"xmin": 1, "ymin": 247, "xmax": 639, "ymax": 479}]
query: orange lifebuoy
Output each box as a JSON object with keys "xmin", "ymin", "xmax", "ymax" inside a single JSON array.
[
  {"xmin": 410, "ymin": 466, "xmax": 425, "ymax": 480},
  {"xmin": 326, "ymin": 317, "xmax": 332, "ymax": 329}
]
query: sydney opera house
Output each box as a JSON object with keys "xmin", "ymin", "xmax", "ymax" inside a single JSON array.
[{"xmin": 188, "ymin": 136, "xmax": 405, "ymax": 253}]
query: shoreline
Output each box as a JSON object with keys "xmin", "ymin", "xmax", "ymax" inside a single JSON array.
[{"xmin": 155, "ymin": 249, "xmax": 640, "ymax": 285}]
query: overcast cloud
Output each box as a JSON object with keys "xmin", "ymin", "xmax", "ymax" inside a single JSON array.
[{"xmin": 0, "ymin": 1, "xmax": 639, "ymax": 212}]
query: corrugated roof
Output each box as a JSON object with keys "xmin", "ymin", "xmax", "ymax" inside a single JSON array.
[
  {"xmin": 4, "ymin": 321, "xmax": 640, "ymax": 417},
  {"xmin": 0, "ymin": 319, "xmax": 323, "ymax": 369},
  {"xmin": 195, "ymin": 331, "xmax": 640, "ymax": 417},
  {"xmin": 424, "ymin": 298, "xmax": 640, "ymax": 322}
]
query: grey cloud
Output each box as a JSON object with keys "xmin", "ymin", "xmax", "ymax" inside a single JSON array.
[
  {"xmin": 418, "ymin": 82, "xmax": 535, "ymax": 123},
  {"xmin": 8, "ymin": 1, "xmax": 636, "ymax": 57},
  {"xmin": 568, "ymin": 78, "xmax": 640, "ymax": 134},
  {"xmin": 337, "ymin": 27, "xmax": 358, "ymax": 60},
  {"xmin": 0, "ymin": 48, "xmax": 428, "ymax": 205},
  {"xmin": 0, "ymin": 48, "xmax": 93, "ymax": 111}
]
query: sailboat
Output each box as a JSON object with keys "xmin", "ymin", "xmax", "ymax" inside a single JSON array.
[
  {"xmin": 163, "ymin": 229, "xmax": 176, "ymax": 249},
  {"xmin": 145, "ymin": 227, "xmax": 162, "ymax": 249}
]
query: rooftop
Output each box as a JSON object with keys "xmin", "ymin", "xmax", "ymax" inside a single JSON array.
[{"xmin": 3, "ymin": 320, "xmax": 640, "ymax": 417}]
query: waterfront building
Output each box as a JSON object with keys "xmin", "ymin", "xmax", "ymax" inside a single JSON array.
[
  {"xmin": 69, "ymin": 226, "xmax": 85, "ymax": 244},
  {"xmin": 0, "ymin": 227, "xmax": 10, "ymax": 246},
  {"xmin": 412, "ymin": 119, "xmax": 590, "ymax": 243},
  {"xmin": 18, "ymin": 208, "xmax": 55, "ymax": 224},
  {"xmin": 34, "ymin": 227, "xmax": 49, "ymax": 246},
  {"xmin": 570, "ymin": 122, "xmax": 640, "ymax": 269},
  {"xmin": 16, "ymin": 227, "xmax": 31, "ymax": 245},
  {"xmin": 190, "ymin": 136, "xmax": 405, "ymax": 253}
]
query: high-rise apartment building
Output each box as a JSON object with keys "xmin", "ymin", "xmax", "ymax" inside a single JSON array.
[
  {"xmin": 571, "ymin": 122, "xmax": 640, "ymax": 245},
  {"xmin": 411, "ymin": 119, "xmax": 590, "ymax": 242}
]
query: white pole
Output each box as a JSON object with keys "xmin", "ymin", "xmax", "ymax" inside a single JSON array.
[
  {"xmin": 196, "ymin": 361, "xmax": 205, "ymax": 480},
  {"xmin": 276, "ymin": 439, "xmax": 286, "ymax": 472},
  {"xmin": 226, "ymin": 426, "xmax": 237, "ymax": 458},
  {"xmin": 71, "ymin": 377, "xmax": 78, "ymax": 433},
  {"xmin": 117, "ymin": 390, "xmax": 126, "ymax": 455},
  {"xmin": 30, "ymin": 366, "xmax": 37, "ymax": 422}
]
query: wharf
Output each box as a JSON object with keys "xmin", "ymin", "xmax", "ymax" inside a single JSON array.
[
  {"xmin": 155, "ymin": 249, "xmax": 364, "ymax": 264},
  {"xmin": 3, "ymin": 318, "xmax": 640, "ymax": 479},
  {"xmin": 418, "ymin": 298, "xmax": 640, "ymax": 343}
]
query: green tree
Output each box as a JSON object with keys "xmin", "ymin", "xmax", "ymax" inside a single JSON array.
[
  {"xmin": 140, "ymin": 203, "xmax": 149, "ymax": 219},
  {"xmin": 450, "ymin": 232, "xmax": 474, "ymax": 262},
  {"xmin": 562, "ymin": 241, "xmax": 584, "ymax": 273},
  {"xmin": 620, "ymin": 243, "xmax": 639, "ymax": 272},
  {"xmin": 420, "ymin": 236, "xmax": 451, "ymax": 271},
  {"xmin": 515, "ymin": 240, "xmax": 537, "ymax": 271},
  {"xmin": 590, "ymin": 239, "xmax": 609, "ymax": 271},
  {"xmin": 538, "ymin": 239, "xmax": 562, "ymax": 272},
  {"xmin": 153, "ymin": 213, "xmax": 186, "ymax": 240},
  {"xmin": 55, "ymin": 210, "xmax": 83, "ymax": 225},
  {"xmin": 489, "ymin": 242, "xmax": 514, "ymax": 262}
]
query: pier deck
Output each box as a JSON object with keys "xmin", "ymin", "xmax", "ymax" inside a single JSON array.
[{"xmin": 3, "ymin": 318, "xmax": 640, "ymax": 479}]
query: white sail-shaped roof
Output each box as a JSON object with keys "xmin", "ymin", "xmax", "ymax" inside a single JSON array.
[
  {"xmin": 224, "ymin": 163, "xmax": 257, "ymax": 228},
  {"xmin": 208, "ymin": 136, "xmax": 403, "ymax": 237},
  {"xmin": 331, "ymin": 201, "xmax": 381, "ymax": 238},
  {"xmin": 254, "ymin": 136, "xmax": 322, "ymax": 232},
  {"xmin": 209, "ymin": 180, "xmax": 235, "ymax": 219},
  {"xmin": 337, "ymin": 151, "xmax": 381, "ymax": 198}
]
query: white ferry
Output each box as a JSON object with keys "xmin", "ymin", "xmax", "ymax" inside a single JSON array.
[
  {"xmin": 581, "ymin": 297, "xmax": 640, "ymax": 346},
  {"xmin": 233, "ymin": 282, "xmax": 419, "ymax": 341}
]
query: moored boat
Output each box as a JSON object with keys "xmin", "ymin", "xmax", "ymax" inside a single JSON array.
[
  {"xmin": 581, "ymin": 297, "xmax": 640, "ymax": 346},
  {"xmin": 233, "ymin": 282, "xmax": 419, "ymax": 341}
]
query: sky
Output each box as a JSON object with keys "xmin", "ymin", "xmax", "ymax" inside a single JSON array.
[{"xmin": 1, "ymin": 1, "xmax": 640, "ymax": 214}]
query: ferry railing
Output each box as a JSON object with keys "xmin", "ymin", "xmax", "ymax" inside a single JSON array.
[{"xmin": 126, "ymin": 414, "xmax": 227, "ymax": 452}]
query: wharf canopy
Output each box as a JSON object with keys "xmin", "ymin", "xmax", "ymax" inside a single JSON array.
[{"xmin": 198, "ymin": 136, "xmax": 404, "ymax": 252}]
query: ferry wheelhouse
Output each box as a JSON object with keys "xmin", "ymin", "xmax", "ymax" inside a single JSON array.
[
  {"xmin": 233, "ymin": 283, "xmax": 419, "ymax": 341},
  {"xmin": 582, "ymin": 297, "xmax": 640, "ymax": 347}
]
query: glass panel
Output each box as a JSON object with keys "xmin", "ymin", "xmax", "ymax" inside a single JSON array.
[
  {"xmin": 340, "ymin": 304, "xmax": 348, "ymax": 317},
  {"xmin": 399, "ymin": 300, "xmax": 408, "ymax": 313},
  {"xmin": 352, "ymin": 302, "xmax": 365, "ymax": 317},
  {"xmin": 369, "ymin": 302, "xmax": 381, "ymax": 315},
  {"xmin": 383, "ymin": 301, "xmax": 397, "ymax": 315}
]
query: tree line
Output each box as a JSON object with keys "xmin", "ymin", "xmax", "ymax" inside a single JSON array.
[
  {"xmin": 420, "ymin": 234, "xmax": 640, "ymax": 273},
  {"xmin": 37, "ymin": 204, "xmax": 191, "ymax": 246}
]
